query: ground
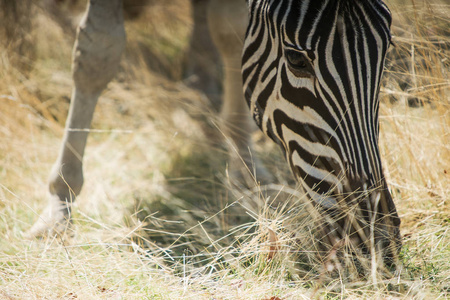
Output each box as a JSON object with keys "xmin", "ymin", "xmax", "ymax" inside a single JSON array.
[{"xmin": 0, "ymin": 0, "xmax": 448, "ymax": 299}]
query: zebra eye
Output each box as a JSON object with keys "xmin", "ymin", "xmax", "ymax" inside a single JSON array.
[
  {"xmin": 285, "ymin": 50, "xmax": 307, "ymax": 69},
  {"xmin": 284, "ymin": 49, "xmax": 314, "ymax": 77}
]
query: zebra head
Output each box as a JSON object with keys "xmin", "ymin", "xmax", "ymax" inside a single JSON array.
[{"xmin": 242, "ymin": 0, "xmax": 401, "ymax": 258}]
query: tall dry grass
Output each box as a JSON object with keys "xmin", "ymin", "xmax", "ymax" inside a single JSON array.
[{"xmin": 0, "ymin": 0, "xmax": 448, "ymax": 298}]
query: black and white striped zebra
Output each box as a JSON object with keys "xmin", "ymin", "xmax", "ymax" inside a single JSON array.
[{"xmin": 242, "ymin": 0, "xmax": 401, "ymax": 262}]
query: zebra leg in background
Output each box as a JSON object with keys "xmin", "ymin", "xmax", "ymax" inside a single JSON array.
[
  {"xmin": 27, "ymin": 0, "xmax": 126, "ymax": 237},
  {"xmin": 184, "ymin": 0, "xmax": 221, "ymax": 110},
  {"xmin": 208, "ymin": 0, "xmax": 273, "ymax": 186}
]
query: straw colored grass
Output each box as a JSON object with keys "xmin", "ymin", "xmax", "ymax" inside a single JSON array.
[{"xmin": 0, "ymin": 0, "xmax": 448, "ymax": 299}]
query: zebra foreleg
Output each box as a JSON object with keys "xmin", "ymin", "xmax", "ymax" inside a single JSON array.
[
  {"xmin": 208, "ymin": 0, "xmax": 273, "ymax": 186},
  {"xmin": 27, "ymin": 0, "xmax": 126, "ymax": 237},
  {"xmin": 184, "ymin": 0, "xmax": 221, "ymax": 110}
]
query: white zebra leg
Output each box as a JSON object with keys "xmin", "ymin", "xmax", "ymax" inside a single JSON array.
[
  {"xmin": 28, "ymin": 0, "xmax": 126, "ymax": 237},
  {"xmin": 208, "ymin": 0, "xmax": 273, "ymax": 186}
]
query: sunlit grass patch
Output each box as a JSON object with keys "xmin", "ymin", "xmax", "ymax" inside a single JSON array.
[{"xmin": 0, "ymin": 0, "xmax": 449, "ymax": 298}]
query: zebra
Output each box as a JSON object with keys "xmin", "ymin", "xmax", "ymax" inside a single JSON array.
[
  {"xmin": 28, "ymin": 0, "xmax": 401, "ymax": 267},
  {"xmin": 242, "ymin": 0, "xmax": 401, "ymax": 264}
]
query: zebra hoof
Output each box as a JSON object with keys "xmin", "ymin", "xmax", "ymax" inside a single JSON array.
[{"xmin": 25, "ymin": 195, "xmax": 72, "ymax": 239}]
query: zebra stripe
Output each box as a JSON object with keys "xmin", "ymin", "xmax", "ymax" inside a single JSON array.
[{"xmin": 243, "ymin": 0, "xmax": 400, "ymax": 256}]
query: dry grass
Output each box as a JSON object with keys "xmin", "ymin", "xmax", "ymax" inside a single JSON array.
[{"xmin": 0, "ymin": 0, "xmax": 449, "ymax": 299}]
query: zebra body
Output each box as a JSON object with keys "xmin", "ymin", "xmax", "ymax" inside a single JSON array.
[{"xmin": 243, "ymin": 0, "xmax": 401, "ymax": 259}]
